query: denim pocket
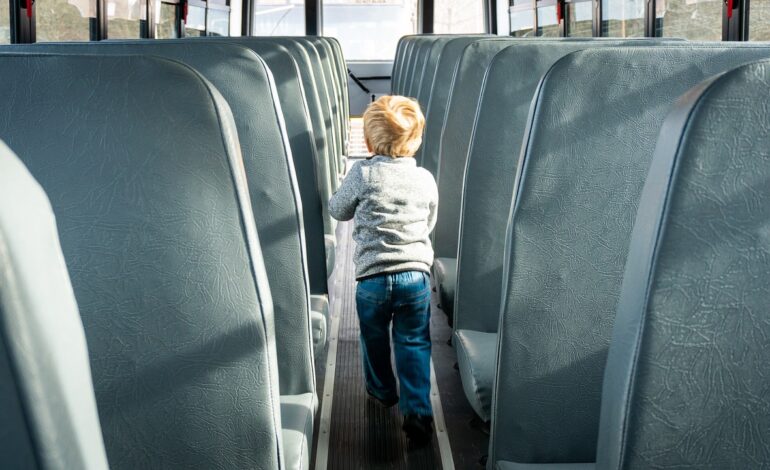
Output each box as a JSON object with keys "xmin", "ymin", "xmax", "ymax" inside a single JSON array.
[
  {"xmin": 356, "ymin": 278, "xmax": 388, "ymax": 304},
  {"xmin": 395, "ymin": 272, "xmax": 431, "ymax": 304}
]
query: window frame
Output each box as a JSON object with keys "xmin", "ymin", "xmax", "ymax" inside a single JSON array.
[
  {"xmin": 4, "ymin": 0, "xmax": 227, "ymax": 41},
  {"xmin": 534, "ymin": 0, "xmax": 563, "ymax": 36},
  {"xmin": 649, "ymin": 0, "xmax": 730, "ymax": 39},
  {"xmin": 564, "ymin": 0, "xmax": 593, "ymax": 36},
  {"xmin": 0, "ymin": 0, "xmax": 763, "ymax": 45},
  {"xmin": 509, "ymin": 1, "xmax": 536, "ymax": 36},
  {"xmin": 508, "ymin": 0, "xmax": 752, "ymax": 39},
  {"xmin": 155, "ymin": 0, "xmax": 183, "ymax": 38}
]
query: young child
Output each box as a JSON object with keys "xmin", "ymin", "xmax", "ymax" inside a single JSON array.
[{"xmin": 329, "ymin": 95, "xmax": 438, "ymax": 446}]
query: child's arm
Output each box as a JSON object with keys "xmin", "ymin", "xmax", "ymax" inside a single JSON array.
[
  {"xmin": 329, "ymin": 163, "xmax": 362, "ymax": 221},
  {"xmin": 427, "ymin": 178, "xmax": 438, "ymax": 233}
]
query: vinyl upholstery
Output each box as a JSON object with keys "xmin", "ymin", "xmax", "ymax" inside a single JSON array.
[
  {"xmin": 454, "ymin": 40, "xmax": 657, "ymax": 423},
  {"xmin": 196, "ymin": 37, "xmax": 331, "ymax": 295},
  {"xmin": 308, "ymin": 37, "xmax": 345, "ymax": 178},
  {"xmin": 418, "ymin": 36, "xmax": 491, "ymax": 172},
  {"xmin": 489, "ymin": 45, "xmax": 770, "ymax": 466},
  {"xmin": 242, "ymin": 37, "xmax": 337, "ymax": 232},
  {"xmin": 0, "ymin": 142, "xmax": 109, "ymax": 470},
  {"xmin": 597, "ymin": 59, "xmax": 770, "ymax": 470},
  {"xmin": 431, "ymin": 38, "xmax": 518, "ymax": 320},
  {"xmin": 7, "ymin": 41, "xmax": 318, "ymax": 405},
  {"xmin": 0, "ymin": 53, "xmax": 284, "ymax": 469},
  {"xmin": 392, "ymin": 35, "xmax": 418, "ymax": 94}
]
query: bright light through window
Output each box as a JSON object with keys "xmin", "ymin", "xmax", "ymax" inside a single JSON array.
[
  {"xmin": 434, "ymin": 0, "xmax": 485, "ymax": 33},
  {"xmin": 323, "ymin": 0, "xmax": 418, "ymax": 61},
  {"xmin": 253, "ymin": 0, "xmax": 305, "ymax": 35}
]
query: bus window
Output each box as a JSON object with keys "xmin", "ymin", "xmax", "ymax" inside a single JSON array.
[
  {"xmin": 323, "ymin": 0, "xmax": 418, "ymax": 61},
  {"xmin": 35, "ymin": 0, "xmax": 95, "ymax": 41},
  {"xmin": 601, "ymin": 0, "xmax": 645, "ymax": 36},
  {"xmin": 106, "ymin": 0, "xmax": 146, "ymax": 38},
  {"xmin": 155, "ymin": 1, "xmax": 179, "ymax": 38},
  {"xmin": 509, "ymin": 6, "xmax": 535, "ymax": 37},
  {"xmin": 536, "ymin": 1, "xmax": 560, "ymax": 36},
  {"xmin": 566, "ymin": 0, "xmax": 593, "ymax": 36},
  {"xmin": 253, "ymin": 0, "xmax": 304, "ymax": 35},
  {"xmin": 0, "ymin": 0, "xmax": 10, "ymax": 43},
  {"xmin": 185, "ymin": 1, "xmax": 206, "ymax": 36},
  {"xmin": 655, "ymin": 0, "xmax": 722, "ymax": 39},
  {"xmin": 434, "ymin": 0, "xmax": 486, "ymax": 33},
  {"xmin": 750, "ymin": 0, "xmax": 770, "ymax": 39},
  {"xmin": 206, "ymin": 4, "xmax": 230, "ymax": 36}
]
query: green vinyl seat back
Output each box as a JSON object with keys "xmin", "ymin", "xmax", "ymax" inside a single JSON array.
[
  {"xmin": 415, "ymin": 36, "xmax": 461, "ymax": 111},
  {"xmin": 418, "ymin": 35, "xmax": 492, "ymax": 172},
  {"xmin": 319, "ymin": 36, "xmax": 349, "ymax": 155},
  {"xmin": 489, "ymin": 44, "xmax": 770, "ymax": 467},
  {"xmin": 268, "ymin": 37, "xmax": 341, "ymax": 278},
  {"xmin": 597, "ymin": 58, "xmax": 770, "ymax": 470},
  {"xmin": 0, "ymin": 141, "xmax": 109, "ymax": 470},
  {"xmin": 406, "ymin": 36, "xmax": 439, "ymax": 99},
  {"xmin": 395, "ymin": 36, "xmax": 420, "ymax": 95},
  {"xmin": 190, "ymin": 37, "xmax": 331, "ymax": 295},
  {"xmin": 454, "ymin": 40, "xmax": 657, "ymax": 423},
  {"xmin": 402, "ymin": 36, "xmax": 437, "ymax": 98},
  {"xmin": 411, "ymin": 36, "xmax": 458, "ymax": 164},
  {"xmin": 7, "ymin": 40, "xmax": 317, "ymax": 402},
  {"xmin": 0, "ymin": 53, "xmax": 284, "ymax": 469},
  {"xmin": 391, "ymin": 36, "xmax": 406, "ymax": 92},
  {"xmin": 307, "ymin": 37, "xmax": 345, "ymax": 178},
  {"xmin": 239, "ymin": 37, "xmax": 336, "ymax": 236},
  {"xmin": 393, "ymin": 35, "xmax": 418, "ymax": 94},
  {"xmin": 431, "ymin": 38, "xmax": 520, "ymax": 320},
  {"xmin": 295, "ymin": 37, "xmax": 341, "ymax": 190},
  {"xmin": 417, "ymin": 36, "xmax": 482, "ymax": 170}
]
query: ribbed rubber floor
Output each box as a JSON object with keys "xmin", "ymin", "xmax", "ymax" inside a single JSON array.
[{"xmin": 327, "ymin": 221, "xmax": 442, "ymax": 469}]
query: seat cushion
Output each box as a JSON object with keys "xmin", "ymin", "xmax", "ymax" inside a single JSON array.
[
  {"xmin": 0, "ymin": 143, "xmax": 110, "ymax": 470},
  {"xmin": 310, "ymin": 310, "xmax": 327, "ymax": 359},
  {"xmin": 325, "ymin": 235, "xmax": 336, "ymax": 276},
  {"xmin": 455, "ymin": 329, "xmax": 497, "ymax": 422},
  {"xmin": 281, "ymin": 393, "xmax": 315, "ymax": 470},
  {"xmin": 496, "ymin": 462, "xmax": 595, "ymax": 470},
  {"xmin": 310, "ymin": 294, "xmax": 329, "ymax": 318},
  {"xmin": 433, "ymin": 257, "xmax": 457, "ymax": 317}
]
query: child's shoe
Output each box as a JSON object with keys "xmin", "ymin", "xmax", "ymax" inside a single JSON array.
[
  {"xmin": 402, "ymin": 414, "xmax": 434, "ymax": 447},
  {"xmin": 366, "ymin": 388, "xmax": 399, "ymax": 408}
]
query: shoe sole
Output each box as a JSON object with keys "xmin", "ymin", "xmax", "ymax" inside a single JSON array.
[{"xmin": 366, "ymin": 391, "xmax": 398, "ymax": 409}]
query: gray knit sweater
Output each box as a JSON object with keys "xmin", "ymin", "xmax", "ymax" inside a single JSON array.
[{"xmin": 329, "ymin": 155, "xmax": 438, "ymax": 279}]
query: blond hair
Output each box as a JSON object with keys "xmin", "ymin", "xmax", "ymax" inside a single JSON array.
[{"xmin": 363, "ymin": 95, "xmax": 425, "ymax": 158}]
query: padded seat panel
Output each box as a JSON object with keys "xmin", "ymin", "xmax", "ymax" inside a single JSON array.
[
  {"xmin": 310, "ymin": 294, "xmax": 329, "ymax": 317},
  {"xmin": 311, "ymin": 310, "xmax": 327, "ymax": 358},
  {"xmin": 325, "ymin": 235, "xmax": 336, "ymax": 276},
  {"xmin": 239, "ymin": 38, "xmax": 336, "ymax": 231},
  {"xmin": 497, "ymin": 462, "xmax": 595, "ymax": 470},
  {"xmin": 311, "ymin": 294, "xmax": 330, "ymax": 354},
  {"xmin": 432, "ymin": 39, "xmax": 520, "ymax": 262},
  {"xmin": 489, "ymin": 45, "xmax": 770, "ymax": 467},
  {"xmin": 0, "ymin": 142, "xmax": 109, "ymax": 470},
  {"xmin": 454, "ymin": 40, "xmax": 653, "ymax": 336},
  {"xmin": 419, "ymin": 36, "xmax": 495, "ymax": 172},
  {"xmin": 6, "ymin": 41, "xmax": 317, "ymax": 401},
  {"xmin": 454, "ymin": 329, "xmax": 497, "ymax": 422},
  {"xmin": 598, "ymin": 58, "xmax": 770, "ymax": 470},
  {"xmin": 206, "ymin": 38, "xmax": 331, "ymax": 295},
  {"xmin": 433, "ymin": 257, "xmax": 456, "ymax": 317},
  {"xmin": 306, "ymin": 38, "xmax": 344, "ymax": 181},
  {"xmin": 281, "ymin": 393, "xmax": 315, "ymax": 470},
  {"xmin": 0, "ymin": 53, "xmax": 283, "ymax": 469}
]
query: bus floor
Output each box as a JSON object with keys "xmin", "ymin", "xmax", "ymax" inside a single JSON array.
[{"xmin": 312, "ymin": 220, "xmax": 489, "ymax": 469}]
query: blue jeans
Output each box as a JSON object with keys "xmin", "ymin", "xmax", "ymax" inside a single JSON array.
[{"xmin": 356, "ymin": 270, "xmax": 433, "ymax": 417}]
